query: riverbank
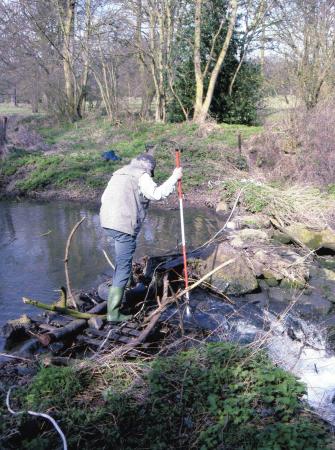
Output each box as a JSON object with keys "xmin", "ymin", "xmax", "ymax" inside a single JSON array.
[{"xmin": 0, "ymin": 112, "xmax": 261, "ymax": 207}]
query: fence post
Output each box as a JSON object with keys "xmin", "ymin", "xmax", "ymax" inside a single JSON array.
[{"xmin": 237, "ymin": 131, "xmax": 242, "ymax": 154}]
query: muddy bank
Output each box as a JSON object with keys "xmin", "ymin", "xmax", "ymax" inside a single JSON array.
[{"xmin": 0, "ymin": 184, "xmax": 217, "ymax": 209}]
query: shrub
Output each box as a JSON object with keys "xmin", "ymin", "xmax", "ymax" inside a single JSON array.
[{"xmin": 248, "ymin": 100, "xmax": 335, "ymax": 186}]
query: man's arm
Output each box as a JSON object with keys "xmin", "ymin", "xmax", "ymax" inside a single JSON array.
[{"xmin": 139, "ymin": 168, "xmax": 182, "ymax": 201}]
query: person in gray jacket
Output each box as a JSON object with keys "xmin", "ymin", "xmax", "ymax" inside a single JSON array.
[{"xmin": 100, "ymin": 153, "xmax": 182, "ymax": 322}]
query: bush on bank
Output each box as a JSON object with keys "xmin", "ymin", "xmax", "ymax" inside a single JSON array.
[{"xmin": 2, "ymin": 343, "xmax": 330, "ymax": 449}]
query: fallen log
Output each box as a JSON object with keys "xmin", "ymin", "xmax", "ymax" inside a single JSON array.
[
  {"xmin": 36, "ymin": 302, "xmax": 108, "ymax": 347},
  {"xmin": 37, "ymin": 319, "xmax": 87, "ymax": 346},
  {"xmin": 23, "ymin": 297, "xmax": 106, "ymax": 320}
]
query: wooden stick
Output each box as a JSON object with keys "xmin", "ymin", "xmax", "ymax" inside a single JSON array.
[
  {"xmin": 37, "ymin": 319, "xmax": 87, "ymax": 346},
  {"xmin": 64, "ymin": 217, "xmax": 86, "ymax": 308}
]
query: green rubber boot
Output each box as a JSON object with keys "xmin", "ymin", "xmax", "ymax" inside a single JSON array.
[{"xmin": 107, "ymin": 286, "xmax": 132, "ymax": 323}]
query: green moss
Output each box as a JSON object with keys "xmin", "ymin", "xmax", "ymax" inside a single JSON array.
[{"xmin": 280, "ymin": 278, "xmax": 306, "ymax": 290}]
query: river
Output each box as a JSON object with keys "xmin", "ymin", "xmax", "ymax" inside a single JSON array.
[{"xmin": 0, "ymin": 199, "xmax": 222, "ymax": 349}]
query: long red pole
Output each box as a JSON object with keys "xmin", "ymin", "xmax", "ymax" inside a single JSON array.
[{"xmin": 175, "ymin": 149, "xmax": 190, "ymax": 314}]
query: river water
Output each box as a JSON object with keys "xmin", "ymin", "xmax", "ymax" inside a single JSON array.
[
  {"xmin": 1, "ymin": 199, "xmax": 335, "ymax": 425},
  {"xmin": 0, "ymin": 199, "xmax": 221, "ymax": 348}
]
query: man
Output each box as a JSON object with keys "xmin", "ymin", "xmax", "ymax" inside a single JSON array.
[{"xmin": 100, "ymin": 152, "xmax": 182, "ymax": 322}]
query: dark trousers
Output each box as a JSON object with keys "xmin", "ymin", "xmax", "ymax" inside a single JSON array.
[{"xmin": 104, "ymin": 228, "xmax": 137, "ymax": 289}]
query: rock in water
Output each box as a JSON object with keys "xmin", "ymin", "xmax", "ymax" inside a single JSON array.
[
  {"xmin": 196, "ymin": 242, "xmax": 258, "ymax": 295},
  {"xmin": 2, "ymin": 314, "xmax": 32, "ymax": 341}
]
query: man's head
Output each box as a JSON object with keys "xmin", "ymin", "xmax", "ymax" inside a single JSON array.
[{"xmin": 134, "ymin": 153, "xmax": 156, "ymax": 177}]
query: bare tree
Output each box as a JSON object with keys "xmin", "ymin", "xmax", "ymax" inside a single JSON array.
[{"xmin": 271, "ymin": 0, "xmax": 335, "ymax": 109}]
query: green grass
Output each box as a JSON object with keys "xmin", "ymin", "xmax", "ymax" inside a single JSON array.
[
  {"xmin": 0, "ymin": 102, "xmax": 38, "ymax": 116},
  {"xmin": 0, "ymin": 115, "xmax": 263, "ymax": 197},
  {"xmin": 2, "ymin": 343, "xmax": 331, "ymax": 449}
]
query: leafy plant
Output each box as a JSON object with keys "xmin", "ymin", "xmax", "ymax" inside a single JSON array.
[{"xmin": 6, "ymin": 343, "xmax": 330, "ymax": 450}]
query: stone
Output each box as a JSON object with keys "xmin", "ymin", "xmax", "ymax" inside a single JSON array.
[
  {"xmin": 280, "ymin": 277, "xmax": 307, "ymax": 290},
  {"xmin": 216, "ymin": 201, "xmax": 229, "ymax": 214},
  {"xmin": 322, "ymin": 268, "xmax": 335, "ymax": 282},
  {"xmin": 2, "ymin": 314, "xmax": 32, "ymax": 340},
  {"xmin": 318, "ymin": 257, "xmax": 335, "ymax": 270},
  {"xmin": 88, "ymin": 317, "xmax": 104, "ymax": 330},
  {"xmin": 264, "ymin": 277, "xmax": 279, "ymax": 287},
  {"xmin": 230, "ymin": 229, "xmax": 269, "ymax": 249},
  {"xmin": 226, "ymin": 221, "xmax": 237, "ymax": 230},
  {"xmin": 285, "ymin": 223, "xmax": 335, "ymax": 252},
  {"xmin": 268, "ymin": 287, "xmax": 292, "ymax": 303},
  {"xmin": 237, "ymin": 214, "xmax": 271, "ymax": 230},
  {"xmin": 263, "ymin": 269, "xmax": 284, "ymax": 282},
  {"xmin": 197, "ymin": 242, "xmax": 258, "ymax": 295},
  {"xmin": 295, "ymin": 294, "xmax": 332, "ymax": 317},
  {"xmin": 272, "ymin": 231, "xmax": 292, "ymax": 245},
  {"xmin": 244, "ymin": 292, "xmax": 269, "ymax": 307}
]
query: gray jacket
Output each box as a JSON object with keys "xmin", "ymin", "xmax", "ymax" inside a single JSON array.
[{"xmin": 100, "ymin": 159, "xmax": 152, "ymax": 236}]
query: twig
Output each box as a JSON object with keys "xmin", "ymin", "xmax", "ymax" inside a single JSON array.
[
  {"xmin": 6, "ymin": 386, "xmax": 68, "ymax": 450},
  {"xmin": 102, "ymin": 249, "xmax": 115, "ymax": 270},
  {"xmin": 0, "ymin": 353, "xmax": 31, "ymax": 362},
  {"xmin": 37, "ymin": 230, "xmax": 52, "ymax": 237},
  {"xmin": 64, "ymin": 217, "xmax": 86, "ymax": 309}
]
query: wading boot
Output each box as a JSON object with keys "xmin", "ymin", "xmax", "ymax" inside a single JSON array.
[{"xmin": 107, "ymin": 286, "xmax": 132, "ymax": 323}]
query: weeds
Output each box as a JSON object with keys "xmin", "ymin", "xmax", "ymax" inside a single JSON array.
[
  {"xmin": 3, "ymin": 343, "xmax": 331, "ymax": 449},
  {"xmin": 221, "ymin": 180, "xmax": 335, "ymax": 227}
]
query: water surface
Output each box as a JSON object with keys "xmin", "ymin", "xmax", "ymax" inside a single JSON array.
[{"xmin": 0, "ymin": 199, "xmax": 222, "ymax": 348}]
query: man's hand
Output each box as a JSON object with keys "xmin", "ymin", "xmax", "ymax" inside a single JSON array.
[{"xmin": 173, "ymin": 167, "xmax": 183, "ymax": 180}]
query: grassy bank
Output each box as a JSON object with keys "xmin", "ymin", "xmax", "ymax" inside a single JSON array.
[
  {"xmin": 1, "ymin": 342, "xmax": 331, "ymax": 449},
  {"xmin": 0, "ymin": 113, "xmax": 261, "ymax": 204}
]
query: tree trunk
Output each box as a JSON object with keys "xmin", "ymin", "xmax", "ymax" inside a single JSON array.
[
  {"xmin": 193, "ymin": 0, "xmax": 204, "ymax": 121},
  {"xmin": 11, "ymin": 87, "xmax": 17, "ymax": 106},
  {"xmin": 0, "ymin": 116, "xmax": 8, "ymax": 158},
  {"xmin": 193, "ymin": 0, "xmax": 238, "ymax": 124},
  {"xmin": 60, "ymin": 0, "xmax": 77, "ymax": 121},
  {"xmin": 76, "ymin": 0, "xmax": 91, "ymax": 119}
]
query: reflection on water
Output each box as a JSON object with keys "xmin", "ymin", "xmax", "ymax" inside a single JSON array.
[{"xmin": 0, "ymin": 200, "xmax": 222, "ymax": 349}]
